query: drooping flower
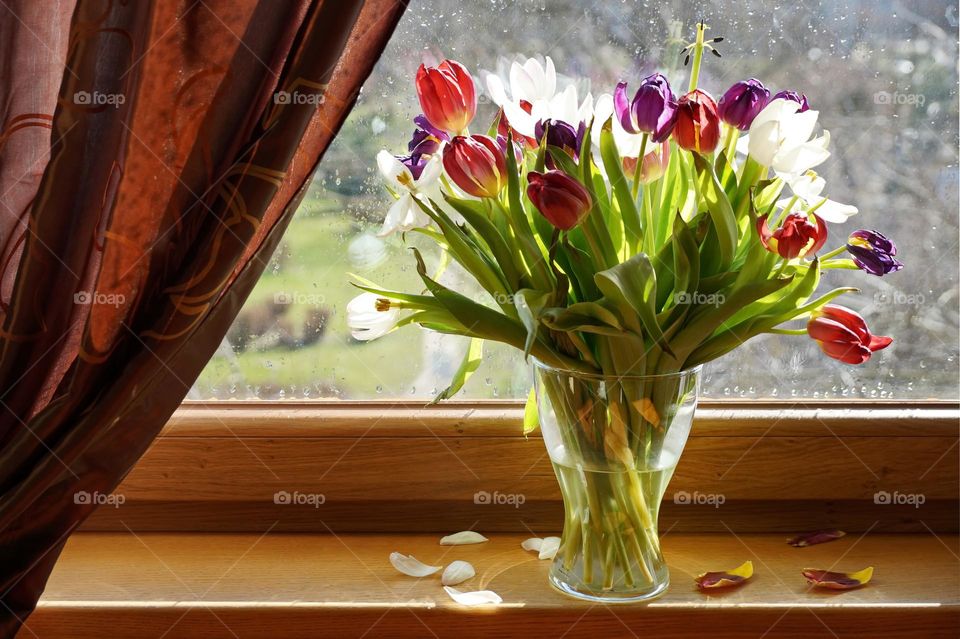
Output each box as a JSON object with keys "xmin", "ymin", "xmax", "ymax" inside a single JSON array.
[
  {"xmin": 416, "ymin": 60, "xmax": 477, "ymax": 134},
  {"xmin": 780, "ymin": 171, "xmax": 858, "ymax": 223},
  {"xmin": 807, "ymin": 305, "xmax": 892, "ymax": 364},
  {"xmin": 526, "ymin": 170, "xmax": 593, "ymax": 230},
  {"xmin": 622, "ymin": 140, "xmax": 671, "ymax": 184},
  {"xmin": 757, "ymin": 212, "xmax": 828, "ymax": 259},
  {"xmin": 613, "ymin": 73, "xmax": 678, "ymax": 142},
  {"xmin": 535, "ymin": 118, "xmax": 585, "ymax": 160},
  {"xmin": 377, "ymin": 150, "xmax": 442, "ymax": 236},
  {"xmin": 847, "ymin": 230, "xmax": 904, "ymax": 276},
  {"xmin": 772, "ymin": 90, "xmax": 810, "ymax": 112},
  {"xmin": 442, "ymin": 135, "xmax": 507, "ymax": 198},
  {"xmin": 484, "ymin": 55, "xmax": 593, "ymax": 139},
  {"xmin": 673, "ymin": 89, "xmax": 721, "ymax": 153},
  {"xmin": 347, "ymin": 293, "xmax": 400, "ymax": 341},
  {"xmin": 747, "ymin": 98, "xmax": 829, "ymax": 176},
  {"xmin": 717, "ymin": 79, "xmax": 770, "ymax": 130}
]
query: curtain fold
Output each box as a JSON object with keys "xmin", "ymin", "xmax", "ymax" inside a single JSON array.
[{"xmin": 0, "ymin": 1, "xmax": 408, "ymax": 635}]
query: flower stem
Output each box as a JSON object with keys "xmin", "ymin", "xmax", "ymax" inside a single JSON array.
[{"xmin": 687, "ymin": 22, "xmax": 707, "ymax": 92}]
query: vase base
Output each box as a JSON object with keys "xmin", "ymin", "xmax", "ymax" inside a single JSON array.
[{"xmin": 548, "ymin": 572, "xmax": 670, "ymax": 603}]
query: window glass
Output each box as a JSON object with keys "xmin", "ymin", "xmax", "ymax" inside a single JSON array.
[{"xmin": 192, "ymin": 0, "xmax": 959, "ymax": 400}]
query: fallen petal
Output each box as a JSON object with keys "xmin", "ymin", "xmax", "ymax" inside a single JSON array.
[
  {"xmin": 633, "ymin": 398, "xmax": 661, "ymax": 428},
  {"xmin": 803, "ymin": 566, "xmax": 874, "ymax": 590},
  {"xmin": 389, "ymin": 552, "xmax": 441, "ymax": 577},
  {"xmin": 441, "ymin": 560, "xmax": 476, "ymax": 586},
  {"xmin": 538, "ymin": 536, "xmax": 561, "ymax": 560},
  {"xmin": 440, "ymin": 531, "xmax": 489, "ymax": 546},
  {"xmin": 695, "ymin": 560, "xmax": 754, "ymax": 590},
  {"xmin": 787, "ymin": 529, "xmax": 846, "ymax": 547},
  {"xmin": 443, "ymin": 586, "xmax": 503, "ymax": 605},
  {"xmin": 521, "ymin": 537, "xmax": 543, "ymax": 552}
]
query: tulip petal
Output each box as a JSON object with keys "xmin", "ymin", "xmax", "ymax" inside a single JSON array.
[
  {"xmin": 813, "ymin": 198, "xmax": 859, "ymax": 224},
  {"xmin": 439, "ymin": 531, "xmax": 489, "ymax": 546},
  {"xmin": 389, "ymin": 552, "xmax": 441, "ymax": 577},
  {"xmin": 521, "ymin": 537, "xmax": 543, "ymax": 552},
  {"xmin": 443, "ymin": 586, "xmax": 503, "ymax": 606},
  {"xmin": 441, "ymin": 560, "xmax": 476, "ymax": 586},
  {"xmin": 695, "ymin": 561, "xmax": 754, "ymax": 590},
  {"xmin": 538, "ymin": 536, "xmax": 561, "ymax": 560},
  {"xmin": 787, "ymin": 529, "xmax": 846, "ymax": 547},
  {"xmin": 803, "ymin": 566, "xmax": 873, "ymax": 590}
]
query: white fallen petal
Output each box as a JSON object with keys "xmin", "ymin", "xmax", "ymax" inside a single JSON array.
[
  {"xmin": 389, "ymin": 552, "xmax": 441, "ymax": 577},
  {"xmin": 441, "ymin": 560, "xmax": 476, "ymax": 586},
  {"xmin": 521, "ymin": 537, "xmax": 543, "ymax": 552},
  {"xmin": 439, "ymin": 531, "xmax": 489, "ymax": 546},
  {"xmin": 538, "ymin": 536, "xmax": 561, "ymax": 560},
  {"xmin": 443, "ymin": 586, "xmax": 502, "ymax": 606}
]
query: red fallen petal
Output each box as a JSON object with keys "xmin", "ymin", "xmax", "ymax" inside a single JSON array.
[
  {"xmin": 868, "ymin": 334, "xmax": 893, "ymax": 352},
  {"xmin": 695, "ymin": 561, "xmax": 753, "ymax": 590},
  {"xmin": 787, "ymin": 529, "xmax": 846, "ymax": 547},
  {"xmin": 803, "ymin": 566, "xmax": 873, "ymax": 590},
  {"xmin": 818, "ymin": 339, "xmax": 872, "ymax": 364}
]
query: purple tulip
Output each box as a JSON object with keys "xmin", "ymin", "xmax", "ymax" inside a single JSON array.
[
  {"xmin": 717, "ymin": 79, "xmax": 770, "ymax": 130},
  {"xmin": 398, "ymin": 154, "xmax": 430, "ymax": 180},
  {"xmin": 772, "ymin": 90, "xmax": 810, "ymax": 112},
  {"xmin": 534, "ymin": 118, "xmax": 586, "ymax": 160},
  {"xmin": 847, "ymin": 230, "xmax": 903, "ymax": 276},
  {"xmin": 614, "ymin": 73, "xmax": 678, "ymax": 142},
  {"xmin": 408, "ymin": 114, "xmax": 449, "ymax": 159}
]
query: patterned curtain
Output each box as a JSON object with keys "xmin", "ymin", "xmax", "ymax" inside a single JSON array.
[{"xmin": 0, "ymin": 0, "xmax": 408, "ymax": 633}]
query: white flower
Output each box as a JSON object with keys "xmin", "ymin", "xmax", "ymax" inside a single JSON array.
[
  {"xmin": 593, "ymin": 93, "xmax": 645, "ymax": 158},
  {"xmin": 747, "ymin": 99, "xmax": 830, "ymax": 177},
  {"xmin": 779, "ymin": 170, "xmax": 859, "ymax": 223},
  {"xmin": 377, "ymin": 150, "xmax": 443, "ymax": 237},
  {"xmin": 347, "ymin": 292, "xmax": 399, "ymax": 342},
  {"xmin": 485, "ymin": 56, "xmax": 592, "ymax": 138}
]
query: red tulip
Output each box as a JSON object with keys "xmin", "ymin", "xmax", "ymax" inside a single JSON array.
[
  {"xmin": 807, "ymin": 305, "xmax": 892, "ymax": 364},
  {"xmin": 415, "ymin": 60, "xmax": 476, "ymax": 134},
  {"xmin": 757, "ymin": 212, "xmax": 828, "ymax": 259},
  {"xmin": 442, "ymin": 135, "xmax": 506, "ymax": 198},
  {"xmin": 673, "ymin": 89, "xmax": 721, "ymax": 153},
  {"xmin": 527, "ymin": 170, "xmax": 593, "ymax": 230}
]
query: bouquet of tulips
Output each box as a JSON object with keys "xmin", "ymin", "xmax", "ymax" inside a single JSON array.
[
  {"xmin": 349, "ymin": 23, "xmax": 901, "ymax": 404},
  {"xmin": 349, "ymin": 23, "xmax": 904, "ymax": 598}
]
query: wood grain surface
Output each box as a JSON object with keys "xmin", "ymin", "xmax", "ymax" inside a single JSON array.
[{"xmin": 22, "ymin": 531, "xmax": 960, "ymax": 638}]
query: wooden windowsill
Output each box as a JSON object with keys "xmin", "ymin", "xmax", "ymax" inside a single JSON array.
[{"xmin": 23, "ymin": 531, "xmax": 960, "ymax": 638}]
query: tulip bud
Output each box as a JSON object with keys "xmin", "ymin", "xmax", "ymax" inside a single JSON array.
[
  {"xmin": 614, "ymin": 73, "xmax": 678, "ymax": 142},
  {"xmin": 772, "ymin": 90, "xmax": 810, "ymax": 112},
  {"xmin": 807, "ymin": 304, "xmax": 892, "ymax": 364},
  {"xmin": 442, "ymin": 135, "xmax": 506, "ymax": 198},
  {"xmin": 534, "ymin": 119, "xmax": 585, "ymax": 160},
  {"xmin": 416, "ymin": 60, "xmax": 477, "ymax": 134},
  {"xmin": 526, "ymin": 170, "xmax": 593, "ymax": 231},
  {"xmin": 622, "ymin": 140, "xmax": 671, "ymax": 184},
  {"xmin": 717, "ymin": 79, "xmax": 770, "ymax": 130},
  {"xmin": 757, "ymin": 212, "xmax": 828, "ymax": 260},
  {"xmin": 847, "ymin": 230, "xmax": 903, "ymax": 276},
  {"xmin": 673, "ymin": 89, "xmax": 721, "ymax": 153}
]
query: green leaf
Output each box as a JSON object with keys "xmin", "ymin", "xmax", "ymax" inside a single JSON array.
[
  {"xmin": 595, "ymin": 253, "xmax": 673, "ymax": 355},
  {"xmin": 598, "ymin": 119, "xmax": 642, "ymax": 249},
  {"xmin": 540, "ymin": 301, "xmax": 624, "ymax": 335},
  {"xmin": 514, "ymin": 289, "xmax": 551, "ymax": 358},
  {"xmin": 433, "ymin": 337, "xmax": 483, "ymax": 402},
  {"xmin": 523, "ymin": 386, "xmax": 539, "ymax": 435},
  {"xmin": 692, "ymin": 153, "xmax": 737, "ymax": 271},
  {"xmin": 444, "ymin": 195, "xmax": 524, "ymax": 290}
]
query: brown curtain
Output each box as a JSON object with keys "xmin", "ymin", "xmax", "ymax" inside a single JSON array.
[{"xmin": 0, "ymin": 0, "xmax": 408, "ymax": 634}]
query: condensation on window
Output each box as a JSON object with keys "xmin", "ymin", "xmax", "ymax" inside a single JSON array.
[{"xmin": 190, "ymin": 0, "xmax": 959, "ymax": 400}]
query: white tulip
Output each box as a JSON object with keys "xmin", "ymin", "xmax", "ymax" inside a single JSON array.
[
  {"xmin": 347, "ymin": 292, "xmax": 399, "ymax": 342},
  {"xmin": 592, "ymin": 93, "xmax": 645, "ymax": 158},
  {"xmin": 747, "ymin": 99, "xmax": 830, "ymax": 177},
  {"xmin": 377, "ymin": 150, "xmax": 443, "ymax": 237},
  {"xmin": 780, "ymin": 170, "xmax": 858, "ymax": 223},
  {"xmin": 485, "ymin": 56, "xmax": 592, "ymax": 138}
]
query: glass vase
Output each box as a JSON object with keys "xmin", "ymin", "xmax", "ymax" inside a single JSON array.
[{"xmin": 533, "ymin": 360, "xmax": 701, "ymax": 602}]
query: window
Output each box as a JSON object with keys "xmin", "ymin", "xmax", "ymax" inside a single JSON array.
[{"xmin": 191, "ymin": 0, "xmax": 959, "ymax": 401}]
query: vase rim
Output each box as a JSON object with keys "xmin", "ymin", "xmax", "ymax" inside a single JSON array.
[{"xmin": 531, "ymin": 358, "xmax": 703, "ymax": 381}]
